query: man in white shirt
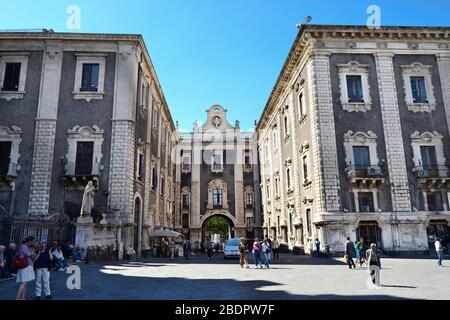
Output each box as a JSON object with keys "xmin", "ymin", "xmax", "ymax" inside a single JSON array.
[{"xmin": 435, "ymin": 238, "xmax": 444, "ymax": 266}]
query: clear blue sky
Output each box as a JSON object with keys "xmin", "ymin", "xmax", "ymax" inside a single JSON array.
[{"xmin": 1, "ymin": 0, "xmax": 450, "ymax": 130}]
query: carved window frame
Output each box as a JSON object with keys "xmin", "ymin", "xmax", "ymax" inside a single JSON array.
[
  {"xmin": 244, "ymin": 185, "xmax": 254, "ymax": 210},
  {"xmin": 181, "ymin": 186, "xmax": 191, "ymax": 211},
  {"xmin": 337, "ymin": 61, "xmax": 372, "ymax": 112},
  {"xmin": 0, "ymin": 52, "xmax": 29, "ymax": 101},
  {"xmin": 73, "ymin": 53, "xmax": 106, "ymax": 101},
  {"xmin": 401, "ymin": 62, "xmax": 436, "ymax": 113},
  {"xmin": 0, "ymin": 125, "xmax": 22, "ymax": 177},
  {"xmin": 411, "ymin": 131, "xmax": 445, "ymax": 171},
  {"xmin": 65, "ymin": 125, "xmax": 104, "ymax": 176},
  {"xmin": 343, "ymin": 130, "xmax": 379, "ymax": 167},
  {"xmin": 207, "ymin": 179, "xmax": 228, "ymax": 209}
]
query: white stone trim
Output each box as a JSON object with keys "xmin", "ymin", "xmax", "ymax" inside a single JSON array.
[
  {"xmin": 0, "ymin": 53, "xmax": 29, "ymax": 100},
  {"xmin": 337, "ymin": 61, "xmax": 372, "ymax": 112},
  {"xmin": 401, "ymin": 62, "xmax": 436, "ymax": 113},
  {"xmin": 73, "ymin": 53, "xmax": 106, "ymax": 101},
  {"xmin": 411, "ymin": 131, "xmax": 445, "ymax": 167},
  {"xmin": 343, "ymin": 130, "xmax": 379, "ymax": 166},
  {"xmin": 65, "ymin": 125, "xmax": 104, "ymax": 175},
  {"xmin": 0, "ymin": 125, "xmax": 22, "ymax": 176},
  {"xmin": 207, "ymin": 179, "xmax": 228, "ymax": 209}
]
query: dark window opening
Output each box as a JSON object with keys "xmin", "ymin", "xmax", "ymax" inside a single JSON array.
[
  {"xmin": 0, "ymin": 141, "xmax": 12, "ymax": 175},
  {"xmin": 75, "ymin": 141, "xmax": 94, "ymax": 175},
  {"xmin": 151, "ymin": 168, "xmax": 157, "ymax": 191},
  {"xmin": 213, "ymin": 189, "xmax": 223, "ymax": 208},
  {"xmin": 182, "ymin": 194, "xmax": 190, "ymax": 209},
  {"xmin": 410, "ymin": 76, "xmax": 427, "ymax": 103},
  {"xmin": 182, "ymin": 214, "xmax": 189, "ymax": 228},
  {"xmin": 306, "ymin": 209, "xmax": 312, "ymax": 236},
  {"xmin": 427, "ymin": 192, "xmax": 443, "ymax": 212},
  {"xmin": 137, "ymin": 153, "xmax": 144, "ymax": 181},
  {"xmin": 346, "ymin": 75, "xmax": 364, "ymax": 103},
  {"xmin": 358, "ymin": 192, "xmax": 375, "ymax": 212},
  {"xmin": 2, "ymin": 62, "xmax": 21, "ymax": 91},
  {"xmin": 80, "ymin": 63, "xmax": 99, "ymax": 92}
]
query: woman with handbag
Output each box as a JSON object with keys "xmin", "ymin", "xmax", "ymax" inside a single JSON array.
[{"xmin": 15, "ymin": 236, "xmax": 37, "ymax": 300}]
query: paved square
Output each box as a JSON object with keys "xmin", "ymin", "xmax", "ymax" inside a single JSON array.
[{"xmin": 0, "ymin": 254, "xmax": 448, "ymax": 300}]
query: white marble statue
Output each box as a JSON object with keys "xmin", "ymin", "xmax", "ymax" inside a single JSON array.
[{"xmin": 80, "ymin": 180, "xmax": 95, "ymax": 217}]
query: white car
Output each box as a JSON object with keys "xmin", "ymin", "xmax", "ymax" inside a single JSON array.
[{"xmin": 223, "ymin": 238, "xmax": 240, "ymax": 259}]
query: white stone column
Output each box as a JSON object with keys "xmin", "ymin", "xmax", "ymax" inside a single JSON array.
[
  {"xmin": 191, "ymin": 134, "xmax": 201, "ymax": 230},
  {"xmin": 436, "ymin": 53, "xmax": 450, "ymax": 139},
  {"xmin": 28, "ymin": 45, "xmax": 63, "ymax": 216},
  {"xmin": 306, "ymin": 51, "xmax": 341, "ymax": 215},
  {"xmin": 234, "ymin": 134, "xmax": 245, "ymax": 229},
  {"xmin": 374, "ymin": 52, "xmax": 411, "ymax": 212}
]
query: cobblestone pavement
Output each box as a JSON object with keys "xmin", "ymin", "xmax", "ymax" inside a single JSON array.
[{"xmin": 0, "ymin": 254, "xmax": 449, "ymax": 300}]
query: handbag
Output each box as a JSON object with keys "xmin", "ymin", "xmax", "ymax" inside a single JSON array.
[{"xmin": 12, "ymin": 252, "xmax": 29, "ymax": 270}]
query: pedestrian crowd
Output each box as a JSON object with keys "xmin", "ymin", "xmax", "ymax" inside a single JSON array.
[{"xmin": 0, "ymin": 236, "xmax": 86, "ymax": 300}]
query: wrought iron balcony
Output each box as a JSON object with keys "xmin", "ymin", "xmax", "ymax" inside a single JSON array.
[
  {"xmin": 413, "ymin": 165, "xmax": 450, "ymax": 188},
  {"xmin": 345, "ymin": 164, "xmax": 385, "ymax": 188}
]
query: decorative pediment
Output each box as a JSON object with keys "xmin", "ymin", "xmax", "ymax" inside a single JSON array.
[
  {"xmin": 337, "ymin": 60, "xmax": 369, "ymax": 73},
  {"xmin": 401, "ymin": 62, "xmax": 433, "ymax": 75},
  {"xmin": 411, "ymin": 131, "xmax": 443, "ymax": 142},
  {"xmin": 67, "ymin": 125, "xmax": 104, "ymax": 137},
  {"xmin": 344, "ymin": 130, "xmax": 377, "ymax": 144},
  {"xmin": 0, "ymin": 125, "xmax": 22, "ymax": 138}
]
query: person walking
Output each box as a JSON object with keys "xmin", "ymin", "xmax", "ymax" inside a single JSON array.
[
  {"xmin": 252, "ymin": 238, "xmax": 262, "ymax": 269},
  {"xmin": 344, "ymin": 237, "xmax": 356, "ymax": 269},
  {"xmin": 315, "ymin": 238, "xmax": 321, "ymax": 258},
  {"xmin": 183, "ymin": 240, "xmax": 191, "ymax": 260},
  {"xmin": 366, "ymin": 243, "xmax": 382, "ymax": 287},
  {"xmin": 435, "ymin": 238, "xmax": 444, "ymax": 266},
  {"xmin": 34, "ymin": 241, "xmax": 53, "ymax": 299},
  {"xmin": 239, "ymin": 238, "xmax": 249, "ymax": 268},
  {"xmin": 16, "ymin": 236, "xmax": 37, "ymax": 300},
  {"xmin": 262, "ymin": 239, "xmax": 271, "ymax": 269},
  {"xmin": 356, "ymin": 237, "xmax": 365, "ymax": 268},
  {"xmin": 271, "ymin": 238, "xmax": 279, "ymax": 261},
  {"xmin": 206, "ymin": 239, "xmax": 213, "ymax": 260}
]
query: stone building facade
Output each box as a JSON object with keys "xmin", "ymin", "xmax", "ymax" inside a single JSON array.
[
  {"xmin": 174, "ymin": 105, "xmax": 262, "ymax": 244},
  {"xmin": 0, "ymin": 31, "xmax": 177, "ymax": 258},
  {"xmin": 257, "ymin": 25, "xmax": 450, "ymax": 255}
]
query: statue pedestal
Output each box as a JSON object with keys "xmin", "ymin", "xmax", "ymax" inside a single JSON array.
[{"xmin": 75, "ymin": 216, "xmax": 94, "ymax": 249}]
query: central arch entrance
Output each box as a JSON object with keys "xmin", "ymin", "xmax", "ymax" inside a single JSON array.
[{"xmin": 201, "ymin": 214, "xmax": 235, "ymax": 249}]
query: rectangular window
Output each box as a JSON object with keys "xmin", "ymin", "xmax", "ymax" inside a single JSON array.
[
  {"xmin": 0, "ymin": 141, "xmax": 12, "ymax": 175},
  {"xmin": 137, "ymin": 153, "xmax": 144, "ymax": 181},
  {"xmin": 246, "ymin": 193, "xmax": 253, "ymax": 208},
  {"xmin": 212, "ymin": 151, "xmax": 222, "ymax": 170},
  {"xmin": 244, "ymin": 153, "xmax": 252, "ymax": 169},
  {"xmin": 213, "ymin": 189, "xmax": 223, "ymax": 208},
  {"xmin": 358, "ymin": 192, "xmax": 374, "ymax": 212},
  {"xmin": 303, "ymin": 155, "xmax": 308, "ymax": 181},
  {"xmin": 75, "ymin": 141, "xmax": 94, "ymax": 175},
  {"xmin": 2, "ymin": 62, "xmax": 21, "ymax": 91},
  {"xmin": 346, "ymin": 75, "xmax": 364, "ymax": 103},
  {"xmin": 284, "ymin": 115, "xmax": 289, "ymax": 137},
  {"xmin": 410, "ymin": 76, "xmax": 427, "ymax": 103},
  {"xmin": 266, "ymin": 185, "xmax": 270, "ymax": 199},
  {"xmin": 298, "ymin": 92, "xmax": 304, "ymax": 116},
  {"xmin": 182, "ymin": 154, "xmax": 191, "ymax": 171},
  {"xmin": 286, "ymin": 168, "xmax": 291, "ymax": 189},
  {"xmin": 246, "ymin": 217, "xmax": 254, "ymax": 228},
  {"xmin": 182, "ymin": 213, "xmax": 189, "ymax": 228},
  {"xmin": 182, "ymin": 194, "xmax": 190, "ymax": 209},
  {"xmin": 306, "ymin": 209, "xmax": 312, "ymax": 236},
  {"xmin": 420, "ymin": 146, "xmax": 437, "ymax": 167},
  {"xmin": 151, "ymin": 168, "xmax": 157, "ymax": 191},
  {"xmin": 160, "ymin": 177, "xmax": 165, "ymax": 196},
  {"xmin": 353, "ymin": 146, "xmax": 370, "ymax": 168},
  {"xmin": 427, "ymin": 192, "xmax": 443, "ymax": 211},
  {"xmin": 80, "ymin": 63, "xmax": 99, "ymax": 92}
]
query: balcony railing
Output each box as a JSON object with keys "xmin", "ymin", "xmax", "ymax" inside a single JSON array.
[
  {"xmin": 345, "ymin": 165, "xmax": 384, "ymax": 178},
  {"xmin": 413, "ymin": 165, "xmax": 450, "ymax": 178},
  {"xmin": 65, "ymin": 161, "xmax": 101, "ymax": 177}
]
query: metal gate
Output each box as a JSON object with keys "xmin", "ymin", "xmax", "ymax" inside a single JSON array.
[
  {"xmin": 9, "ymin": 213, "xmax": 76, "ymax": 245},
  {"xmin": 0, "ymin": 204, "xmax": 12, "ymax": 245}
]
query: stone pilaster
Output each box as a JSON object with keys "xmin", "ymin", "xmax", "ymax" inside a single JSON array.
[
  {"xmin": 234, "ymin": 136, "xmax": 245, "ymax": 228},
  {"xmin": 436, "ymin": 53, "xmax": 450, "ymax": 139},
  {"xmin": 109, "ymin": 121, "xmax": 136, "ymax": 222},
  {"xmin": 307, "ymin": 51, "xmax": 341, "ymax": 214},
  {"xmin": 374, "ymin": 52, "xmax": 411, "ymax": 212},
  {"xmin": 28, "ymin": 45, "xmax": 63, "ymax": 215},
  {"xmin": 191, "ymin": 138, "xmax": 201, "ymax": 229}
]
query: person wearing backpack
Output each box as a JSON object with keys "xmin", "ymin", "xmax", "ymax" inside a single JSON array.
[
  {"xmin": 15, "ymin": 236, "xmax": 37, "ymax": 300},
  {"xmin": 262, "ymin": 239, "xmax": 271, "ymax": 269},
  {"xmin": 252, "ymin": 238, "xmax": 262, "ymax": 269}
]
